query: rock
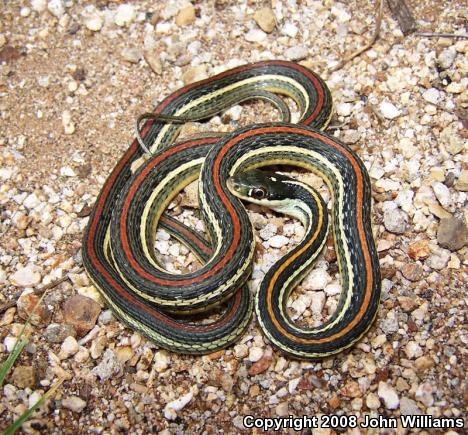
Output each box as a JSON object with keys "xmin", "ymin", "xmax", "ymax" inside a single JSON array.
[
  {"xmin": 47, "ymin": 0, "xmax": 65, "ymax": 19},
  {"xmin": 397, "ymin": 296, "xmax": 418, "ymax": 312},
  {"xmin": 175, "ymin": 4, "xmax": 195, "ymax": 27},
  {"xmin": 10, "ymin": 266, "xmax": 41, "ymax": 287},
  {"xmin": 302, "ymin": 269, "xmax": 331, "ymax": 291},
  {"xmin": 248, "ymin": 355, "xmax": 272, "ymax": 375},
  {"xmin": 415, "ymin": 382, "xmax": 434, "ymax": 407},
  {"xmin": 144, "ymin": 51, "xmax": 162, "ymax": 75},
  {"xmin": 455, "ymin": 170, "xmax": 468, "ymax": 191},
  {"xmin": 12, "ymin": 366, "xmax": 35, "ymax": 388},
  {"xmin": 60, "ymin": 166, "xmax": 76, "ymax": 177},
  {"xmin": 248, "ymin": 346, "xmax": 263, "ymax": 362},
  {"xmin": 62, "ymin": 110, "xmax": 75, "ymax": 135},
  {"xmin": 284, "ymin": 46, "xmax": 308, "ymax": 61},
  {"xmin": 63, "ymin": 295, "xmax": 101, "ymax": 336},
  {"xmin": 366, "ymin": 392, "xmax": 380, "ymax": 409},
  {"xmin": 259, "ymin": 223, "xmax": 277, "ymax": 240},
  {"xmin": 114, "ymin": 4, "xmax": 135, "ymax": 27},
  {"xmin": 154, "ymin": 350, "xmax": 170, "ymax": 372},
  {"xmin": 62, "ymin": 396, "xmax": 86, "ymax": 413},
  {"xmin": 378, "ymin": 381, "xmax": 399, "ymax": 410},
  {"xmin": 422, "ymin": 88, "xmax": 440, "ymax": 105},
  {"xmin": 23, "ymin": 193, "xmax": 40, "ymax": 209},
  {"xmin": 400, "ymin": 397, "xmax": 421, "ymax": 415},
  {"xmin": 310, "ymin": 292, "xmax": 325, "ymax": 315},
  {"xmin": 415, "ymin": 356, "xmax": 434, "ymax": 372},
  {"xmin": 275, "ymin": 401, "xmax": 289, "ymax": 416},
  {"xmin": 432, "ymin": 182, "xmax": 451, "ymax": 209},
  {"xmin": 380, "ymin": 101, "xmax": 401, "ymax": 119},
  {"xmin": 383, "ymin": 208, "xmax": 407, "ymax": 234},
  {"xmin": 44, "ymin": 324, "xmax": 76, "ymax": 343},
  {"xmin": 245, "ymin": 29, "xmax": 267, "ymax": 43},
  {"xmin": 121, "ymin": 47, "xmax": 141, "ymax": 64},
  {"xmin": 401, "ymin": 263, "xmax": 423, "ymax": 281},
  {"xmin": 90, "ymin": 336, "xmax": 107, "ymax": 359},
  {"xmin": 437, "ymin": 217, "xmax": 467, "ymax": 251},
  {"xmin": 336, "ymin": 102, "xmax": 352, "ymax": 117},
  {"xmin": 404, "ymin": 341, "xmax": 422, "ymax": 359},
  {"xmin": 92, "ymin": 349, "xmax": 120, "ymax": 381},
  {"xmin": 180, "ymin": 180, "xmax": 199, "ymax": 207},
  {"xmin": 234, "ymin": 343, "xmax": 249, "ymax": 359},
  {"xmin": 426, "ymin": 248, "xmax": 450, "ymax": 270},
  {"xmin": 407, "ymin": 240, "xmax": 430, "ymax": 260},
  {"xmin": 164, "ymin": 389, "xmax": 194, "ymax": 420},
  {"xmin": 83, "ymin": 9, "xmax": 103, "ymax": 32},
  {"xmin": 31, "ymin": 0, "xmax": 47, "ymax": 13},
  {"xmin": 268, "ymin": 235, "xmax": 289, "ymax": 248},
  {"xmin": 437, "ymin": 47, "xmax": 456, "ymax": 69},
  {"xmin": 114, "ymin": 346, "xmax": 133, "ymax": 364},
  {"xmin": 59, "ymin": 336, "xmax": 79, "ymax": 359},
  {"xmin": 281, "ymin": 22, "xmax": 298, "ymax": 38},
  {"xmin": 253, "ymin": 7, "xmax": 276, "ymax": 33},
  {"xmin": 182, "ymin": 65, "xmax": 207, "ymax": 85},
  {"xmin": 17, "ymin": 291, "xmax": 51, "ymax": 325}
]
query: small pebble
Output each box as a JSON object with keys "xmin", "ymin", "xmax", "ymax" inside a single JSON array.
[
  {"xmin": 380, "ymin": 101, "xmax": 401, "ymax": 119},
  {"xmin": 284, "ymin": 46, "xmax": 308, "ymax": 61},
  {"xmin": 164, "ymin": 389, "xmax": 194, "ymax": 420},
  {"xmin": 248, "ymin": 346, "xmax": 263, "ymax": 362},
  {"xmin": 12, "ymin": 366, "xmax": 35, "ymax": 389},
  {"xmin": 422, "ymin": 88, "xmax": 440, "ymax": 105},
  {"xmin": 59, "ymin": 336, "xmax": 79, "ymax": 359},
  {"xmin": 114, "ymin": 4, "xmax": 135, "ymax": 27},
  {"xmin": 378, "ymin": 381, "xmax": 399, "ymax": 410},
  {"xmin": 245, "ymin": 29, "xmax": 267, "ymax": 43},
  {"xmin": 437, "ymin": 217, "xmax": 467, "ymax": 251},
  {"xmin": 121, "ymin": 47, "xmax": 141, "ymax": 64},
  {"xmin": 47, "ymin": 0, "xmax": 65, "ymax": 19},
  {"xmin": 253, "ymin": 8, "xmax": 276, "ymax": 33},
  {"xmin": 62, "ymin": 396, "xmax": 87, "ymax": 413},
  {"xmin": 268, "ymin": 235, "xmax": 289, "ymax": 248},
  {"xmin": 175, "ymin": 4, "xmax": 195, "ymax": 27},
  {"xmin": 63, "ymin": 295, "xmax": 101, "ymax": 336},
  {"xmin": 384, "ymin": 208, "xmax": 407, "ymax": 234},
  {"xmin": 10, "ymin": 266, "xmax": 41, "ymax": 287}
]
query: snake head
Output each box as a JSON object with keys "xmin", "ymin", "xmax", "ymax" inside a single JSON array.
[{"xmin": 227, "ymin": 169, "xmax": 317, "ymax": 224}]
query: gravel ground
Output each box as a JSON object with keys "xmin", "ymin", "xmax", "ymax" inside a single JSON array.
[{"xmin": 0, "ymin": 0, "xmax": 467, "ymax": 433}]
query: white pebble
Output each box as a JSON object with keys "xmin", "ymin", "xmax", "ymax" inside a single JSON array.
[
  {"xmin": 248, "ymin": 346, "xmax": 263, "ymax": 362},
  {"xmin": 155, "ymin": 240, "xmax": 169, "ymax": 255},
  {"xmin": 31, "ymin": 0, "xmax": 47, "ymax": 13},
  {"xmin": 284, "ymin": 46, "xmax": 308, "ymax": 61},
  {"xmin": 310, "ymin": 291, "xmax": 325, "ymax": 315},
  {"xmin": 164, "ymin": 389, "xmax": 194, "ymax": 420},
  {"xmin": 432, "ymin": 182, "xmax": 451, "ymax": 209},
  {"xmin": 324, "ymin": 282, "xmax": 341, "ymax": 296},
  {"xmin": 259, "ymin": 223, "xmax": 278, "ymax": 241},
  {"xmin": 380, "ymin": 101, "xmax": 401, "ymax": 119},
  {"xmin": 59, "ymin": 336, "xmax": 79, "ymax": 359},
  {"xmin": 245, "ymin": 29, "xmax": 267, "ymax": 43},
  {"xmin": 21, "ymin": 7, "xmax": 31, "ymax": 17},
  {"xmin": 422, "ymin": 88, "xmax": 440, "ymax": 105},
  {"xmin": 23, "ymin": 193, "xmax": 40, "ymax": 209},
  {"xmin": 154, "ymin": 350, "xmax": 170, "ymax": 372},
  {"xmin": 29, "ymin": 391, "xmax": 43, "ymax": 409},
  {"xmin": 335, "ymin": 102, "xmax": 352, "ymax": 117},
  {"xmin": 47, "ymin": 0, "xmax": 65, "ymax": 18},
  {"xmin": 62, "ymin": 110, "xmax": 75, "ymax": 135},
  {"xmin": 268, "ymin": 235, "xmax": 289, "ymax": 248},
  {"xmin": 281, "ymin": 22, "xmax": 298, "ymax": 38},
  {"xmin": 10, "ymin": 266, "xmax": 41, "ymax": 287},
  {"xmin": 290, "ymin": 298, "xmax": 307, "ymax": 318},
  {"xmin": 378, "ymin": 381, "xmax": 399, "ymax": 409},
  {"xmin": 302, "ymin": 269, "xmax": 331, "ymax": 291},
  {"xmin": 62, "ymin": 396, "xmax": 87, "ymax": 413},
  {"xmin": 60, "ymin": 166, "xmax": 76, "ymax": 177},
  {"xmin": 114, "ymin": 4, "xmax": 135, "ymax": 27}
]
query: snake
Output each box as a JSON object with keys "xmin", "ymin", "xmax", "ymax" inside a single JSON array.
[{"xmin": 82, "ymin": 60, "xmax": 381, "ymax": 357}]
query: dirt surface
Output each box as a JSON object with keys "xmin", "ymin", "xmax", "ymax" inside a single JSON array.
[{"xmin": 0, "ymin": 1, "xmax": 467, "ymax": 434}]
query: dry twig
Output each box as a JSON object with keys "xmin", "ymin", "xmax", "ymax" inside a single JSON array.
[
  {"xmin": 329, "ymin": 0, "xmax": 384, "ymax": 73},
  {"xmin": 0, "ymin": 268, "xmax": 84, "ymax": 314},
  {"xmin": 415, "ymin": 32, "xmax": 468, "ymax": 40}
]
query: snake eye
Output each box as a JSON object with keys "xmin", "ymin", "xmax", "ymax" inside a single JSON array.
[{"xmin": 252, "ymin": 188, "xmax": 266, "ymax": 199}]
